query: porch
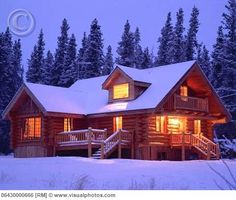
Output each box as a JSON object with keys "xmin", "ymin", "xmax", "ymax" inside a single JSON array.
[{"xmin": 54, "ymin": 128, "xmax": 134, "ymax": 159}]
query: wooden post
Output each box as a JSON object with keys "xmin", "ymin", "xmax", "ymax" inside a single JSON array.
[
  {"xmin": 101, "ymin": 142, "xmax": 104, "ymax": 159},
  {"xmin": 131, "ymin": 131, "xmax": 135, "ymax": 159},
  {"xmin": 118, "ymin": 129, "xmax": 122, "ymax": 158},
  {"xmin": 103, "ymin": 128, "xmax": 107, "ymax": 140},
  {"xmin": 88, "ymin": 127, "xmax": 92, "ymax": 157},
  {"xmin": 207, "ymin": 143, "xmax": 211, "ymax": 160},
  {"xmin": 53, "ymin": 132, "xmax": 56, "ymax": 157},
  {"xmin": 216, "ymin": 143, "xmax": 220, "ymax": 160},
  {"xmin": 181, "ymin": 132, "xmax": 185, "ymax": 161}
]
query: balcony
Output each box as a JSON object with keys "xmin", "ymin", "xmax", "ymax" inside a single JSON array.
[{"xmin": 174, "ymin": 94, "xmax": 208, "ymax": 112}]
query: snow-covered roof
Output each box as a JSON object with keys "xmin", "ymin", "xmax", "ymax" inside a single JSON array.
[{"xmin": 20, "ymin": 61, "xmax": 196, "ymax": 115}]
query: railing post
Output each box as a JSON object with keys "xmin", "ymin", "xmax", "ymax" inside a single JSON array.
[
  {"xmin": 53, "ymin": 132, "xmax": 56, "ymax": 157},
  {"xmin": 118, "ymin": 129, "xmax": 122, "ymax": 158},
  {"xmin": 207, "ymin": 143, "xmax": 211, "ymax": 160},
  {"xmin": 181, "ymin": 132, "xmax": 185, "ymax": 161},
  {"xmin": 216, "ymin": 143, "xmax": 220, "ymax": 160},
  {"xmin": 88, "ymin": 127, "xmax": 92, "ymax": 158},
  {"xmin": 103, "ymin": 128, "xmax": 107, "ymax": 140},
  {"xmin": 101, "ymin": 142, "xmax": 105, "ymax": 159},
  {"xmin": 131, "ymin": 131, "xmax": 135, "ymax": 159}
]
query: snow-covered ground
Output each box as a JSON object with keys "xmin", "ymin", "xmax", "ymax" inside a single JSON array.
[{"xmin": 0, "ymin": 156, "xmax": 236, "ymax": 190}]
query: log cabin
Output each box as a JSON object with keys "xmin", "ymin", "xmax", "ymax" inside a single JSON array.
[{"xmin": 2, "ymin": 60, "xmax": 231, "ymax": 160}]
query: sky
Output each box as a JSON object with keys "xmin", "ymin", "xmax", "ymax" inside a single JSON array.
[{"xmin": 0, "ymin": 0, "xmax": 228, "ymax": 67}]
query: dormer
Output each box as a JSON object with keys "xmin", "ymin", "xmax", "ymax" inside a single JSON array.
[{"xmin": 102, "ymin": 65, "xmax": 151, "ymax": 103}]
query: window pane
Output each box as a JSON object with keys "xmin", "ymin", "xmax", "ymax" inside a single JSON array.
[
  {"xmin": 194, "ymin": 120, "xmax": 201, "ymax": 134},
  {"xmin": 113, "ymin": 83, "xmax": 129, "ymax": 99},
  {"xmin": 64, "ymin": 118, "xmax": 73, "ymax": 132}
]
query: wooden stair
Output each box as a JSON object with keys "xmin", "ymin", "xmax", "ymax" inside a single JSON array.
[
  {"xmin": 191, "ymin": 134, "xmax": 220, "ymax": 160},
  {"xmin": 92, "ymin": 129, "xmax": 132, "ymax": 159}
]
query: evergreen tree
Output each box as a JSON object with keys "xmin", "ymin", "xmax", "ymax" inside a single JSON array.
[
  {"xmin": 78, "ymin": 32, "xmax": 88, "ymax": 79},
  {"xmin": 116, "ymin": 20, "xmax": 135, "ymax": 67},
  {"xmin": 221, "ymin": 0, "xmax": 236, "ymax": 117},
  {"xmin": 26, "ymin": 29, "xmax": 45, "ymax": 83},
  {"xmin": 197, "ymin": 44, "xmax": 211, "ymax": 79},
  {"xmin": 156, "ymin": 12, "xmax": 174, "ymax": 66},
  {"xmin": 59, "ymin": 34, "xmax": 78, "ymax": 87},
  {"xmin": 173, "ymin": 8, "xmax": 185, "ymax": 63},
  {"xmin": 211, "ymin": 26, "xmax": 225, "ymax": 88},
  {"xmin": 185, "ymin": 6, "xmax": 200, "ymax": 61},
  {"xmin": 12, "ymin": 40, "xmax": 24, "ymax": 91},
  {"xmin": 51, "ymin": 19, "xmax": 69, "ymax": 85},
  {"xmin": 83, "ymin": 18, "xmax": 104, "ymax": 78},
  {"xmin": 42, "ymin": 50, "xmax": 54, "ymax": 85},
  {"xmin": 0, "ymin": 29, "xmax": 23, "ymax": 154},
  {"xmin": 102, "ymin": 45, "xmax": 113, "ymax": 75},
  {"xmin": 134, "ymin": 27, "xmax": 144, "ymax": 68},
  {"xmin": 141, "ymin": 47, "xmax": 153, "ymax": 68}
]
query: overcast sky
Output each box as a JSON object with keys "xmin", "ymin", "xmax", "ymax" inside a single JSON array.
[{"xmin": 0, "ymin": 0, "xmax": 228, "ymax": 67}]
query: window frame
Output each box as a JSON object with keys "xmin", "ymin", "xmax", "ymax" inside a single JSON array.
[
  {"xmin": 113, "ymin": 83, "xmax": 129, "ymax": 100},
  {"xmin": 23, "ymin": 117, "xmax": 41, "ymax": 140}
]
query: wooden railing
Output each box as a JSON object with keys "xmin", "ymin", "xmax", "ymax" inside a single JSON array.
[
  {"xmin": 101, "ymin": 129, "xmax": 132, "ymax": 159},
  {"xmin": 170, "ymin": 133, "xmax": 220, "ymax": 160},
  {"xmin": 175, "ymin": 94, "xmax": 208, "ymax": 112},
  {"xmin": 55, "ymin": 127, "xmax": 107, "ymax": 146}
]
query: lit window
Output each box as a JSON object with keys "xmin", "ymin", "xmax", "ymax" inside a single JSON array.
[
  {"xmin": 167, "ymin": 116, "xmax": 186, "ymax": 134},
  {"xmin": 113, "ymin": 116, "xmax": 123, "ymax": 132},
  {"xmin": 194, "ymin": 120, "xmax": 201, "ymax": 134},
  {"xmin": 180, "ymin": 86, "xmax": 188, "ymax": 101},
  {"xmin": 64, "ymin": 118, "xmax": 73, "ymax": 132},
  {"xmin": 113, "ymin": 83, "xmax": 129, "ymax": 99},
  {"xmin": 24, "ymin": 117, "xmax": 41, "ymax": 139},
  {"xmin": 180, "ymin": 86, "xmax": 188, "ymax": 96},
  {"xmin": 156, "ymin": 116, "xmax": 165, "ymax": 133}
]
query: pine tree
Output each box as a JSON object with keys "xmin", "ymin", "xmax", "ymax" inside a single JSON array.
[
  {"xmin": 141, "ymin": 47, "xmax": 153, "ymax": 68},
  {"xmin": 0, "ymin": 29, "xmax": 23, "ymax": 154},
  {"xmin": 26, "ymin": 29, "xmax": 45, "ymax": 83},
  {"xmin": 83, "ymin": 18, "xmax": 104, "ymax": 78},
  {"xmin": 12, "ymin": 39, "xmax": 23, "ymax": 91},
  {"xmin": 211, "ymin": 26, "xmax": 225, "ymax": 88},
  {"xmin": 197, "ymin": 44, "xmax": 211, "ymax": 79},
  {"xmin": 116, "ymin": 20, "xmax": 135, "ymax": 67},
  {"xmin": 173, "ymin": 8, "xmax": 185, "ymax": 63},
  {"xmin": 78, "ymin": 32, "xmax": 88, "ymax": 79},
  {"xmin": 156, "ymin": 12, "xmax": 174, "ymax": 66},
  {"xmin": 51, "ymin": 19, "xmax": 69, "ymax": 85},
  {"xmin": 102, "ymin": 45, "xmax": 113, "ymax": 75},
  {"xmin": 185, "ymin": 6, "xmax": 200, "ymax": 61},
  {"xmin": 221, "ymin": 0, "xmax": 236, "ymax": 117},
  {"xmin": 42, "ymin": 50, "xmax": 54, "ymax": 85},
  {"xmin": 134, "ymin": 27, "xmax": 144, "ymax": 68},
  {"xmin": 59, "ymin": 34, "xmax": 78, "ymax": 87}
]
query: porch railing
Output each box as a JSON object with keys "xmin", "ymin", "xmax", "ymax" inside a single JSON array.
[
  {"xmin": 175, "ymin": 94, "xmax": 208, "ymax": 112},
  {"xmin": 169, "ymin": 133, "xmax": 220, "ymax": 159}
]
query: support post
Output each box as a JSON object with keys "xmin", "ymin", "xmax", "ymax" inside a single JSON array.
[
  {"xmin": 88, "ymin": 127, "xmax": 92, "ymax": 157},
  {"xmin": 131, "ymin": 131, "xmax": 135, "ymax": 159},
  {"xmin": 181, "ymin": 132, "xmax": 185, "ymax": 161},
  {"xmin": 101, "ymin": 142, "xmax": 105, "ymax": 159},
  {"xmin": 118, "ymin": 129, "xmax": 122, "ymax": 158},
  {"xmin": 103, "ymin": 128, "xmax": 107, "ymax": 140},
  {"xmin": 53, "ymin": 133, "xmax": 56, "ymax": 157},
  {"xmin": 216, "ymin": 143, "xmax": 220, "ymax": 160},
  {"xmin": 207, "ymin": 143, "xmax": 211, "ymax": 160}
]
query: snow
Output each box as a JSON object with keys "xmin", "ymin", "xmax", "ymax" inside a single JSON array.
[
  {"xmin": 0, "ymin": 156, "xmax": 236, "ymax": 190},
  {"xmin": 24, "ymin": 60, "xmax": 195, "ymax": 115}
]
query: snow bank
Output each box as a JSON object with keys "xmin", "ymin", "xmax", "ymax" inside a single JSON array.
[{"xmin": 0, "ymin": 157, "xmax": 236, "ymax": 190}]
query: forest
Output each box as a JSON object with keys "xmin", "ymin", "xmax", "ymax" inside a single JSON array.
[{"xmin": 0, "ymin": 0, "xmax": 235, "ymax": 156}]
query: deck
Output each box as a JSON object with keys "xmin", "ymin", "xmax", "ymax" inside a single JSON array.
[{"xmin": 54, "ymin": 128, "xmax": 134, "ymax": 159}]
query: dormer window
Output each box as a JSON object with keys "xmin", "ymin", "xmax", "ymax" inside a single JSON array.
[{"xmin": 113, "ymin": 83, "xmax": 129, "ymax": 99}]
